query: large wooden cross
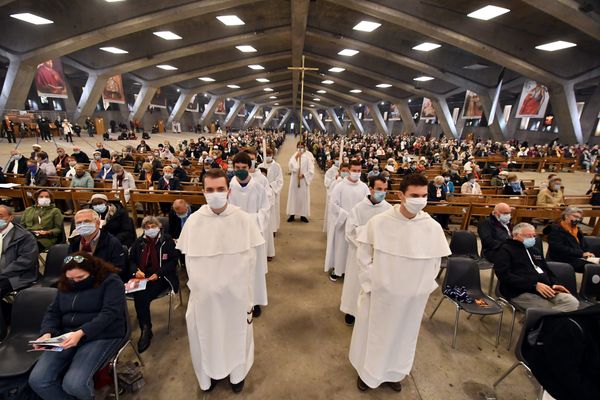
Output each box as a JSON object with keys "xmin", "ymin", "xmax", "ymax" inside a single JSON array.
[{"xmin": 288, "ymin": 55, "xmax": 318, "ymax": 133}]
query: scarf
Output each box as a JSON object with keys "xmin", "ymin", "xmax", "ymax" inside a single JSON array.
[
  {"xmin": 560, "ymin": 220, "xmax": 579, "ymax": 243},
  {"xmin": 140, "ymin": 236, "xmax": 159, "ymax": 274}
]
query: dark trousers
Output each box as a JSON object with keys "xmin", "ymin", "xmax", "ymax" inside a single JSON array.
[
  {"xmin": 4, "ymin": 130, "xmax": 15, "ymax": 143},
  {"xmin": 133, "ymin": 278, "xmax": 169, "ymax": 329},
  {"xmin": 41, "ymin": 130, "xmax": 52, "ymax": 141}
]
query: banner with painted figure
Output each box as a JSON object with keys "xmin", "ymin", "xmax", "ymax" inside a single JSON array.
[
  {"xmin": 461, "ymin": 90, "xmax": 484, "ymax": 119},
  {"xmin": 389, "ymin": 104, "xmax": 402, "ymax": 121},
  {"xmin": 102, "ymin": 75, "xmax": 125, "ymax": 104},
  {"xmin": 186, "ymin": 94, "xmax": 199, "ymax": 112},
  {"xmin": 35, "ymin": 59, "xmax": 68, "ymax": 98},
  {"xmin": 420, "ymin": 97, "xmax": 436, "ymax": 120},
  {"xmin": 238, "ymin": 103, "xmax": 247, "ymax": 117},
  {"xmin": 515, "ymin": 80, "xmax": 550, "ymax": 118},
  {"xmin": 362, "ymin": 106, "xmax": 373, "ymax": 121},
  {"xmin": 214, "ymin": 99, "xmax": 226, "ymax": 114},
  {"xmin": 149, "ymin": 89, "xmax": 167, "ymax": 109}
]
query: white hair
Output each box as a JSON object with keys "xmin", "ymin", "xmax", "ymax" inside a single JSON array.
[
  {"xmin": 512, "ymin": 222, "xmax": 534, "ymax": 237},
  {"xmin": 75, "ymin": 208, "xmax": 100, "ymax": 221}
]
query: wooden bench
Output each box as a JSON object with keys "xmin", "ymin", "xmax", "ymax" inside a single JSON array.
[
  {"xmin": 71, "ymin": 189, "xmax": 125, "ymax": 211},
  {"xmin": 129, "ymin": 189, "xmax": 206, "ymax": 228}
]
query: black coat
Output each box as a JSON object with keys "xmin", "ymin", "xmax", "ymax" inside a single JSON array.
[
  {"xmin": 6, "ymin": 157, "xmax": 28, "ymax": 175},
  {"xmin": 70, "ymin": 204, "xmax": 136, "ymax": 247},
  {"xmin": 69, "ymin": 230, "xmax": 126, "ymax": 273},
  {"xmin": 72, "ymin": 151, "xmax": 90, "ymax": 164},
  {"xmin": 167, "ymin": 206, "xmax": 198, "ymax": 239},
  {"xmin": 25, "ymin": 168, "xmax": 48, "ymax": 186},
  {"xmin": 128, "ymin": 232, "xmax": 179, "ymax": 292},
  {"xmin": 477, "ymin": 214, "xmax": 513, "ymax": 262},
  {"xmin": 157, "ymin": 177, "xmax": 181, "ymax": 191},
  {"xmin": 427, "ymin": 182, "xmax": 446, "ymax": 202},
  {"xmin": 503, "ymin": 181, "xmax": 526, "ymax": 196},
  {"xmin": 138, "ymin": 169, "xmax": 161, "ymax": 183},
  {"xmin": 494, "ymin": 239, "xmax": 557, "ymax": 300},
  {"xmin": 546, "ymin": 223, "xmax": 588, "ymax": 273}
]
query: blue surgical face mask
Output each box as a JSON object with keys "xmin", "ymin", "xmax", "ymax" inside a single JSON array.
[
  {"xmin": 373, "ymin": 191, "xmax": 386, "ymax": 203},
  {"xmin": 498, "ymin": 214, "xmax": 511, "ymax": 224},
  {"xmin": 92, "ymin": 204, "xmax": 107, "ymax": 214},
  {"xmin": 340, "ymin": 172, "xmax": 350, "ymax": 179},
  {"xmin": 0, "ymin": 219, "xmax": 8, "ymax": 229},
  {"xmin": 76, "ymin": 222, "xmax": 97, "ymax": 237},
  {"xmin": 144, "ymin": 227, "xmax": 160, "ymax": 239},
  {"xmin": 523, "ymin": 237, "xmax": 536, "ymax": 249}
]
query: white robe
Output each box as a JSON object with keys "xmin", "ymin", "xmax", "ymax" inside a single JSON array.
[
  {"xmin": 323, "ymin": 165, "xmax": 339, "ymax": 232},
  {"xmin": 228, "ymin": 177, "xmax": 270, "ymax": 306},
  {"xmin": 349, "ymin": 206, "xmax": 451, "ymax": 388},
  {"xmin": 286, "ymin": 152, "xmax": 314, "ymax": 217},
  {"xmin": 177, "ymin": 205, "xmax": 264, "ymax": 390},
  {"xmin": 258, "ymin": 161, "xmax": 284, "ymax": 233},
  {"xmin": 340, "ymin": 197, "xmax": 392, "ymax": 316},
  {"xmin": 324, "ymin": 178, "xmax": 370, "ymax": 275},
  {"xmin": 250, "ymin": 169, "xmax": 276, "ymax": 258}
]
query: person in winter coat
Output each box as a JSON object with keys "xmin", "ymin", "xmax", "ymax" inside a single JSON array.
[{"xmin": 21, "ymin": 189, "xmax": 64, "ymax": 251}]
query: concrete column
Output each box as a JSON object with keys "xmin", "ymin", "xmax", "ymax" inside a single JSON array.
[
  {"xmin": 309, "ymin": 108, "xmax": 326, "ymax": 131},
  {"xmin": 345, "ymin": 106, "xmax": 364, "ymax": 134},
  {"xmin": 327, "ymin": 108, "xmax": 344, "ymax": 134},
  {"xmin": 368, "ymin": 103, "xmax": 389, "ymax": 135},
  {"xmin": 224, "ymin": 100, "xmax": 243, "ymax": 127},
  {"xmin": 74, "ymin": 74, "xmax": 109, "ymax": 124},
  {"xmin": 430, "ymin": 97, "xmax": 459, "ymax": 139},
  {"xmin": 479, "ymin": 91, "xmax": 507, "ymax": 141},
  {"xmin": 581, "ymin": 84, "xmax": 600, "ymax": 143},
  {"xmin": 64, "ymin": 81, "xmax": 78, "ymax": 117},
  {"xmin": 262, "ymin": 107, "xmax": 280, "ymax": 129},
  {"xmin": 243, "ymin": 105, "xmax": 262, "ymax": 129},
  {"xmin": 167, "ymin": 91, "xmax": 194, "ymax": 126},
  {"xmin": 549, "ymin": 82, "xmax": 584, "ymax": 144},
  {"xmin": 199, "ymin": 96, "xmax": 222, "ymax": 125},
  {"xmin": 277, "ymin": 109, "xmax": 292, "ymax": 130},
  {"xmin": 297, "ymin": 110, "xmax": 311, "ymax": 131},
  {"xmin": 398, "ymin": 101, "xmax": 417, "ymax": 133},
  {"xmin": 504, "ymin": 97, "xmax": 521, "ymax": 139},
  {"xmin": 0, "ymin": 59, "xmax": 37, "ymax": 111},
  {"xmin": 129, "ymin": 85, "xmax": 158, "ymax": 121}
]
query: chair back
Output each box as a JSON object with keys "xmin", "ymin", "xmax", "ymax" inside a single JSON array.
[
  {"xmin": 157, "ymin": 216, "xmax": 170, "ymax": 236},
  {"xmin": 516, "ymin": 308, "xmax": 559, "ymax": 363},
  {"xmin": 42, "ymin": 244, "xmax": 70, "ymax": 284},
  {"xmin": 533, "ymin": 236, "xmax": 544, "ymax": 257},
  {"xmin": 580, "ymin": 264, "xmax": 600, "ymax": 302},
  {"xmin": 10, "ymin": 287, "xmax": 57, "ymax": 336},
  {"xmin": 444, "ymin": 257, "xmax": 482, "ymax": 292},
  {"xmin": 449, "ymin": 230, "xmax": 479, "ymax": 258},
  {"xmin": 546, "ymin": 261, "xmax": 578, "ymax": 296},
  {"xmin": 583, "ymin": 236, "xmax": 600, "ymax": 256}
]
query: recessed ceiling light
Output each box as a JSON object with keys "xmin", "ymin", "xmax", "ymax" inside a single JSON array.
[
  {"xmin": 153, "ymin": 31, "xmax": 182, "ymax": 40},
  {"xmin": 10, "ymin": 13, "xmax": 53, "ymax": 25},
  {"xmin": 408, "ymin": 99, "xmax": 412, "ymax": 103},
  {"xmin": 216, "ymin": 15, "xmax": 245, "ymax": 26},
  {"xmin": 100, "ymin": 47, "xmax": 128, "ymax": 54},
  {"xmin": 313, "ymin": 98, "xmax": 321, "ymax": 101},
  {"xmin": 198, "ymin": 77, "xmax": 215, "ymax": 82},
  {"xmin": 467, "ymin": 5, "xmax": 510, "ymax": 20},
  {"xmin": 264, "ymin": 88, "xmax": 274, "ymax": 91},
  {"xmin": 132, "ymin": 82, "xmax": 142, "ymax": 85},
  {"xmin": 463, "ymin": 63, "xmax": 490, "ymax": 70},
  {"xmin": 227, "ymin": 84, "xmax": 240, "ymax": 89},
  {"xmin": 329, "ymin": 67, "xmax": 345, "ymax": 73},
  {"xmin": 176, "ymin": 89, "xmax": 180, "ymax": 92},
  {"xmin": 310, "ymin": 104, "xmax": 316, "ymax": 107},
  {"xmin": 338, "ymin": 49, "xmax": 359, "ymax": 56},
  {"xmin": 317, "ymin": 90, "xmax": 327, "ymax": 94},
  {"xmin": 350, "ymin": 89, "xmax": 362, "ymax": 93},
  {"xmin": 156, "ymin": 65, "xmax": 178, "ymax": 70},
  {"xmin": 322, "ymin": 80, "xmax": 334, "ymax": 84},
  {"xmin": 412, "ymin": 42, "xmax": 441, "ymax": 52},
  {"xmin": 269, "ymin": 96, "xmax": 277, "ymax": 99},
  {"xmin": 237, "ymin": 45, "xmax": 257, "ymax": 53},
  {"xmin": 274, "ymin": 103, "xmax": 279, "ymax": 105},
  {"xmin": 535, "ymin": 40, "xmax": 577, "ymax": 51},
  {"xmin": 353, "ymin": 21, "xmax": 381, "ymax": 32},
  {"xmin": 413, "ymin": 76, "xmax": 434, "ymax": 81},
  {"xmin": 376, "ymin": 83, "xmax": 392, "ymax": 88},
  {"xmin": 105, "ymin": 0, "xmax": 126, "ymax": 2},
  {"xmin": 256, "ymin": 78, "xmax": 270, "ymax": 83},
  {"xmin": 249, "ymin": 65, "xmax": 265, "ymax": 70}
]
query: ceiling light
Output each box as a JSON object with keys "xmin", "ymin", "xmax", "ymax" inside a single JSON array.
[
  {"xmin": 153, "ymin": 31, "xmax": 182, "ymax": 40},
  {"xmin": 353, "ymin": 21, "xmax": 381, "ymax": 32},
  {"xmin": 350, "ymin": 89, "xmax": 362, "ymax": 93},
  {"xmin": 132, "ymin": 82, "xmax": 142, "ymax": 85},
  {"xmin": 198, "ymin": 77, "xmax": 215, "ymax": 82},
  {"xmin": 376, "ymin": 83, "xmax": 392, "ymax": 88},
  {"xmin": 274, "ymin": 103, "xmax": 279, "ymax": 105},
  {"xmin": 176, "ymin": 89, "xmax": 180, "ymax": 92},
  {"xmin": 412, "ymin": 42, "xmax": 441, "ymax": 52},
  {"xmin": 10, "ymin": 13, "xmax": 53, "ymax": 25},
  {"xmin": 249, "ymin": 65, "xmax": 264, "ymax": 70},
  {"xmin": 237, "ymin": 45, "xmax": 257, "ymax": 52},
  {"xmin": 226, "ymin": 98, "xmax": 230, "ymax": 101},
  {"xmin": 317, "ymin": 90, "xmax": 327, "ymax": 94},
  {"xmin": 338, "ymin": 49, "xmax": 359, "ymax": 56},
  {"xmin": 413, "ymin": 76, "xmax": 434, "ymax": 82},
  {"xmin": 408, "ymin": 99, "xmax": 412, "ymax": 103},
  {"xmin": 467, "ymin": 5, "xmax": 510, "ymax": 20},
  {"xmin": 329, "ymin": 67, "xmax": 345, "ymax": 73},
  {"xmin": 322, "ymin": 80, "xmax": 334, "ymax": 84},
  {"xmin": 216, "ymin": 15, "xmax": 245, "ymax": 26},
  {"xmin": 313, "ymin": 98, "xmax": 321, "ymax": 101},
  {"xmin": 156, "ymin": 65, "xmax": 178, "ymax": 70},
  {"xmin": 105, "ymin": 0, "xmax": 126, "ymax": 2},
  {"xmin": 463, "ymin": 63, "xmax": 490, "ymax": 70},
  {"xmin": 535, "ymin": 41, "xmax": 577, "ymax": 51},
  {"xmin": 264, "ymin": 88, "xmax": 274, "ymax": 91},
  {"xmin": 269, "ymin": 96, "xmax": 277, "ymax": 99},
  {"xmin": 310, "ymin": 104, "xmax": 316, "ymax": 107},
  {"xmin": 100, "ymin": 47, "xmax": 128, "ymax": 54},
  {"xmin": 227, "ymin": 84, "xmax": 240, "ymax": 89},
  {"xmin": 256, "ymin": 78, "xmax": 270, "ymax": 83}
]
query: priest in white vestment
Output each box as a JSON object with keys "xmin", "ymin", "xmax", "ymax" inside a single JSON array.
[
  {"xmin": 324, "ymin": 160, "xmax": 370, "ymax": 281},
  {"xmin": 323, "ymin": 161, "xmax": 340, "ymax": 232},
  {"xmin": 340, "ymin": 176, "xmax": 392, "ymax": 325},
  {"xmin": 259, "ymin": 147, "xmax": 284, "ymax": 235},
  {"xmin": 349, "ymin": 173, "xmax": 450, "ymax": 392},
  {"xmin": 246, "ymin": 150, "xmax": 275, "ymax": 259},
  {"xmin": 286, "ymin": 143, "xmax": 314, "ymax": 223},
  {"xmin": 177, "ymin": 168, "xmax": 264, "ymax": 393}
]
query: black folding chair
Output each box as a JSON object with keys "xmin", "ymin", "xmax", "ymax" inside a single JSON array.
[
  {"xmin": 546, "ymin": 261, "xmax": 579, "ymax": 300},
  {"xmin": 580, "ymin": 264, "xmax": 600, "ymax": 304},
  {"xmin": 583, "ymin": 236, "xmax": 600, "ymax": 256},
  {"xmin": 494, "ymin": 283, "xmax": 524, "ymax": 350},
  {"xmin": 37, "ymin": 244, "xmax": 70, "ymax": 287},
  {"xmin": 430, "ymin": 257, "xmax": 503, "ymax": 349},
  {"xmin": 449, "ymin": 230, "xmax": 493, "ymax": 287}
]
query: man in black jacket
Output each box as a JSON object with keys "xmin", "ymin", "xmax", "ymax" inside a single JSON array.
[
  {"xmin": 6, "ymin": 150, "xmax": 28, "ymax": 175},
  {"xmin": 477, "ymin": 202, "xmax": 513, "ymax": 262},
  {"xmin": 545, "ymin": 206, "xmax": 594, "ymax": 272},
  {"xmin": 494, "ymin": 222, "xmax": 579, "ymax": 312}
]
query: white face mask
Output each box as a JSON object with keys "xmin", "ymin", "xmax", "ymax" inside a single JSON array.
[
  {"xmin": 265, "ymin": 156, "xmax": 273, "ymax": 163},
  {"xmin": 38, "ymin": 198, "xmax": 51, "ymax": 207},
  {"xmin": 204, "ymin": 192, "xmax": 228, "ymax": 209},
  {"xmin": 403, "ymin": 197, "xmax": 427, "ymax": 215},
  {"xmin": 350, "ymin": 172, "xmax": 361, "ymax": 181}
]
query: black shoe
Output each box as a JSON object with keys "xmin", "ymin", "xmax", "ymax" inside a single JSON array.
[
  {"xmin": 287, "ymin": 215, "xmax": 295, "ymax": 222},
  {"xmin": 344, "ymin": 314, "xmax": 355, "ymax": 326},
  {"xmin": 357, "ymin": 376, "xmax": 368, "ymax": 391},
  {"xmin": 203, "ymin": 379, "xmax": 218, "ymax": 392},
  {"xmin": 300, "ymin": 216, "xmax": 309, "ymax": 223},
  {"xmin": 329, "ymin": 272, "xmax": 339, "ymax": 282},
  {"xmin": 231, "ymin": 379, "xmax": 245, "ymax": 393},
  {"xmin": 252, "ymin": 305, "xmax": 262, "ymax": 318},
  {"xmin": 387, "ymin": 381, "xmax": 402, "ymax": 392},
  {"xmin": 137, "ymin": 326, "xmax": 153, "ymax": 353}
]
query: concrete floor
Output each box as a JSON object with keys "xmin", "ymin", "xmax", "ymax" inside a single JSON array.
[{"xmin": 1, "ymin": 134, "xmax": 591, "ymax": 399}]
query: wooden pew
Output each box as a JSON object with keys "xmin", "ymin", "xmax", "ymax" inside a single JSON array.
[
  {"xmin": 71, "ymin": 189, "xmax": 125, "ymax": 211},
  {"xmin": 424, "ymin": 203, "xmax": 472, "ymax": 230},
  {"xmin": 129, "ymin": 189, "xmax": 206, "ymax": 228}
]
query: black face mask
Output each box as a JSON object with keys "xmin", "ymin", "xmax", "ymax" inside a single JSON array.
[
  {"xmin": 570, "ymin": 219, "xmax": 583, "ymax": 227},
  {"xmin": 69, "ymin": 275, "xmax": 95, "ymax": 291}
]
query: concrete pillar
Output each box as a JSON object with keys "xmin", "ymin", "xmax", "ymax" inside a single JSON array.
[
  {"xmin": 243, "ymin": 105, "xmax": 262, "ymax": 129},
  {"xmin": 431, "ymin": 97, "xmax": 459, "ymax": 139},
  {"xmin": 297, "ymin": 110, "xmax": 311, "ymax": 131},
  {"xmin": 129, "ymin": 85, "xmax": 158, "ymax": 121},
  {"xmin": 398, "ymin": 101, "xmax": 417, "ymax": 133},
  {"xmin": 309, "ymin": 108, "xmax": 326, "ymax": 131},
  {"xmin": 199, "ymin": 96, "xmax": 222, "ymax": 125},
  {"xmin": 479, "ymin": 91, "xmax": 507, "ymax": 141},
  {"xmin": 167, "ymin": 92, "xmax": 194, "ymax": 126},
  {"xmin": 74, "ymin": 74, "xmax": 109, "ymax": 124},
  {"xmin": 64, "ymin": 81, "xmax": 78, "ymax": 117},
  {"xmin": 581, "ymin": 84, "xmax": 600, "ymax": 143},
  {"xmin": 504, "ymin": 97, "xmax": 521, "ymax": 139},
  {"xmin": 368, "ymin": 103, "xmax": 389, "ymax": 135},
  {"xmin": 327, "ymin": 108, "xmax": 344, "ymax": 134},
  {"xmin": 0, "ymin": 59, "xmax": 37, "ymax": 111},
  {"xmin": 345, "ymin": 106, "xmax": 364, "ymax": 134},
  {"xmin": 262, "ymin": 107, "xmax": 280, "ymax": 129},
  {"xmin": 277, "ymin": 109, "xmax": 292, "ymax": 130},
  {"xmin": 549, "ymin": 82, "xmax": 584, "ymax": 144},
  {"xmin": 224, "ymin": 100, "xmax": 243, "ymax": 127}
]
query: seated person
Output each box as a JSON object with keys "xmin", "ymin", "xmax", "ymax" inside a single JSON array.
[
  {"xmin": 97, "ymin": 158, "xmax": 114, "ymax": 180},
  {"xmin": 503, "ymin": 173, "xmax": 525, "ymax": 195},
  {"xmin": 28, "ymin": 252, "xmax": 126, "ymax": 400},
  {"xmin": 127, "ymin": 216, "xmax": 178, "ymax": 353},
  {"xmin": 111, "ymin": 164, "xmax": 136, "ymax": 203},
  {"xmin": 69, "ymin": 209, "xmax": 126, "ymax": 278},
  {"xmin": 494, "ymin": 222, "xmax": 579, "ymax": 312},
  {"xmin": 25, "ymin": 158, "xmax": 48, "ymax": 187},
  {"xmin": 157, "ymin": 166, "xmax": 182, "ymax": 213},
  {"xmin": 70, "ymin": 164, "xmax": 94, "ymax": 189},
  {"xmin": 460, "ymin": 173, "xmax": 482, "ymax": 195},
  {"xmin": 170, "ymin": 158, "xmax": 189, "ymax": 182},
  {"xmin": 168, "ymin": 199, "xmax": 195, "ymax": 240},
  {"xmin": 138, "ymin": 162, "xmax": 160, "ymax": 189},
  {"xmin": 537, "ymin": 177, "xmax": 564, "ymax": 207},
  {"xmin": 88, "ymin": 151, "xmax": 103, "ymax": 176},
  {"xmin": 490, "ymin": 170, "xmax": 508, "ymax": 187},
  {"xmin": 477, "ymin": 202, "xmax": 513, "ymax": 262},
  {"xmin": 21, "ymin": 189, "xmax": 64, "ymax": 251},
  {"xmin": 427, "ymin": 175, "xmax": 449, "ymax": 230},
  {"xmin": 545, "ymin": 206, "xmax": 593, "ymax": 273}
]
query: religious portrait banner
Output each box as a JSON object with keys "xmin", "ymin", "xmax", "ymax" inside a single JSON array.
[
  {"xmin": 214, "ymin": 99, "xmax": 226, "ymax": 114},
  {"xmin": 420, "ymin": 97, "xmax": 436, "ymax": 120},
  {"xmin": 102, "ymin": 75, "xmax": 125, "ymax": 104},
  {"xmin": 186, "ymin": 94, "xmax": 199, "ymax": 112},
  {"xmin": 149, "ymin": 89, "xmax": 167, "ymax": 109},
  {"xmin": 389, "ymin": 104, "xmax": 402, "ymax": 121},
  {"xmin": 35, "ymin": 59, "xmax": 68, "ymax": 99},
  {"xmin": 515, "ymin": 80, "xmax": 550, "ymax": 119},
  {"xmin": 363, "ymin": 106, "xmax": 373, "ymax": 121},
  {"xmin": 461, "ymin": 90, "xmax": 484, "ymax": 119}
]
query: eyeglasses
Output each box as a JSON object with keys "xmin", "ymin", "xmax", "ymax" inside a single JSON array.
[{"xmin": 64, "ymin": 255, "xmax": 86, "ymax": 264}]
